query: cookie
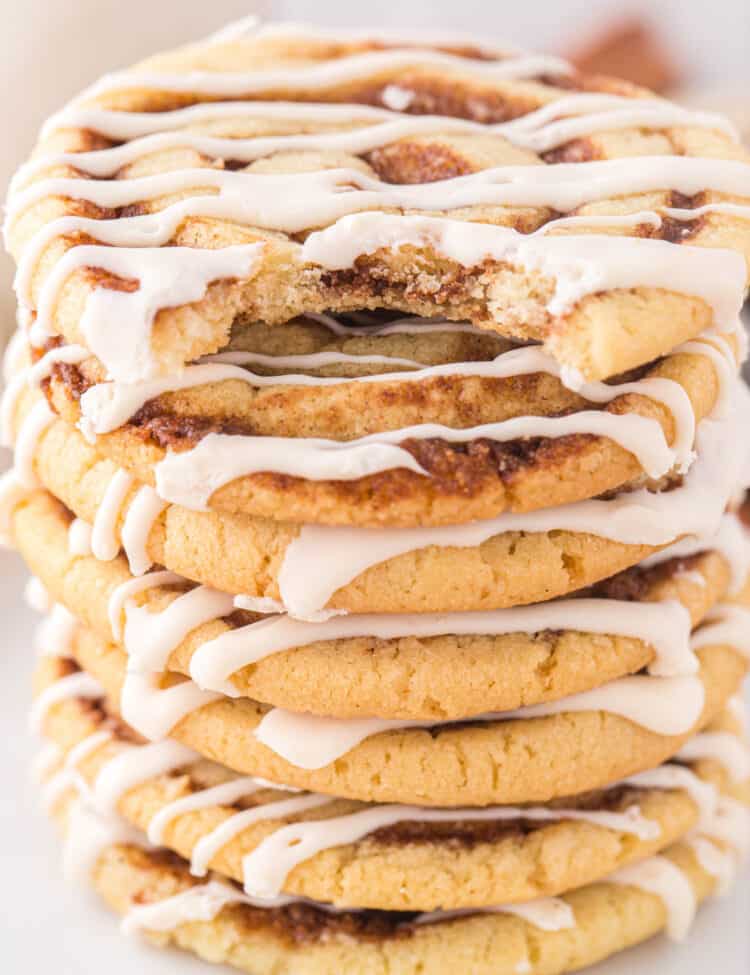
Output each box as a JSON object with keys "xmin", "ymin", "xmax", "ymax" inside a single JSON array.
[
  {"xmin": 7, "ymin": 31, "xmax": 750, "ymax": 383},
  {"xmin": 41, "ymin": 794, "xmax": 744, "ymax": 975},
  {"xmin": 7, "ymin": 453, "xmax": 734, "ymax": 615},
  {"xmin": 35, "ymin": 658, "xmax": 748, "ymax": 911},
  {"xmin": 33, "ymin": 618, "xmax": 748, "ymax": 807},
  {"xmin": 29, "ymin": 318, "xmax": 732, "ymax": 527},
  {"xmin": 12, "ymin": 478, "xmax": 742, "ymax": 720}
]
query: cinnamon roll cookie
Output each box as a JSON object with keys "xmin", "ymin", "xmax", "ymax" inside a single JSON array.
[{"xmin": 7, "ymin": 27, "xmax": 750, "ymax": 382}]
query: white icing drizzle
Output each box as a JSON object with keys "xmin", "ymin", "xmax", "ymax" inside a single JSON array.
[
  {"xmin": 497, "ymin": 675, "xmax": 707, "ymax": 735},
  {"xmin": 701, "ymin": 796, "xmax": 750, "ymax": 860},
  {"xmin": 121, "ymin": 880, "xmax": 250, "ymax": 936},
  {"xmin": 62, "ymin": 798, "xmax": 148, "ymax": 886},
  {"xmin": 40, "ymin": 764, "xmax": 78, "ymax": 811},
  {"xmin": 253, "ymin": 673, "xmax": 706, "ymax": 770},
  {"xmin": 64, "ymin": 728, "xmax": 113, "ymax": 775},
  {"xmin": 191, "ymin": 793, "xmax": 333, "ymax": 879},
  {"xmin": 90, "ymin": 739, "xmax": 198, "ymax": 816},
  {"xmin": 274, "ymin": 401, "xmax": 747, "ymax": 617},
  {"xmin": 640, "ymin": 511, "xmax": 750, "ymax": 595},
  {"xmin": 90, "ymin": 469, "xmax": 133, "ymax": 561},
  {"xmin": 32, "ymin": 244, "xmax": 263, "ymax": 383},
  {"xmin": 677, "ymin": 732, "xmax": 750, "ymax": 783},
  {"xmin": 119, "ymin": 878, "xmax": 577, "ymax": 938},
  {"xmin": 12, "ymin": 399, "xmax": 53, "ymax": 488},
  {"xmin": 2, "ymin": 324, "xmax": 28, "ymax": 380},
  {"xmin": 0, "ymin": 342, "xmax": 87, "ymax": 448},
  {"xmin": 121, "ymin": 877, "xmax": 365, "ymax": 932},
  {"xmin": 68, "ymin": 518, "xmax": 93, "ymax": 556},
  {"xmin": 23, "ymin": 98, "xmax": 736, "ymax": 192},
  {"xmin": 381, "ymin": 84, "xmax": 415, "ymax": 112},
  {"xmin": 24, "ymin": 575, "xmax": 50, "ymax": 613},
  {"xmin": 676, "ymin": 570, "xmax": 707, "ymax": 588},
  {"xmin": 43, "ymin": 729, "xmax": 115, "ymax": 811},
  {"xmin": 687, "ymin": 836, "xmax": 738, "ymax": 895},
  {"xmin": 188, "ymin": 597, "xmax": 694, "ymax": 699},
  {"xmin": 132, "ymin": 754, "xmax": 710, "ymax": 901},
  {"xmin": 233, "ymin": 594, "xmax": 286, "ymax": 615},
  {"xmin": 26, "ymin": 342, "xmax": 89, "ymax": 384},
  {"xmin": 414, "ymin": 898, "xmax": 576, "ymax": 932},
  {"xmin": 29, "ymin": 671, "xmax": 103, "ymax": 734},
  {"xmin": 107, "ymin": 570, "xmax": 183, "ymax": 641},
  {"xmin": 155, "ymin": 409, "xmax": 680, "ymax": 509},
  {"xmin": 147, "ymin": 777, "xmax": 274, "ymax": 847},
  {"xmin": 674, "ymin": 338, "xmax": 736, "ymax": 420},
  {"xmin": 620, "ymin": 765, "xmax": 718, "ymax": 828},
  {"xmin": 78, "ymin": 341, "xmax": 696, "ymax": 487},
  {"xmin": 301, "ymin": 213, "xmax": 745, "ymax": 324},
  {"xmin": 11, "ymin": 158, "xmax": 750, "ymax": 254},
  {"xmin": 122, "ymin": 586, "xmax": 235, "ymax": 672},
  {"xmin": 34, "ymin": 603, "xmax": 78, "ymax": 658},
  {"xmin": 120, "ymin": 486, "xmax": 171, "ymax": 576},
  {"xmin": 38, "ymin": 79, "xmax": 731, "ymax": 146},
  {"xmin": 691, "ymin": 604, "xmax": 750, "ymax": 660},
  {"xmin": 239, "ymin": 800, "xmax": 660, "ymax": 900},
  {"xmin": 119, "ymin": 671, "xmax": 221, "ymax": 741},
  {"xmin": 74, "ymin": 49, "xmax": 576, "ymax": 101},
  {"xmin": 607, "ymin": 855, "xmax": 697, "ymax": 941}
]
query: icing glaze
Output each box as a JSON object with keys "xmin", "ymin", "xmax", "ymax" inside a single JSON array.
[
  {"xmin": 121, "ymin": 880, "xmax": 249, "ymax": 935},
  {"xmin": 688, "ymin": 836, "xmax": 738, "ymax": 895},
  {"xmin": 677, "ymin": 732, "xmax": 750, "ymax": 783},
  {"xmin": 32, "ymin": 243, "xmax": 263, "ymax": 383},
  {"xmin": 253, "ymin": 673, "xmax": 706, "ymax": 770},
  {"xmin": 239, "ymin": 800, "xmax": 660, "ymax": 900},
  {"xmin": 24, "ymin": 100, "xmax": 736, "ymax": 189},
  {"xmin": 641, "ymin": 511, "xmax": 750, "ymax": 595},
  {"xmin": 691, "ymin": 604, "xmax": 750, "ymax": 660},
  {"xmin": 190, "ymin": 794, "xmax": 334, "ymax": 880},
  {"xmin": 68, "ymin": 518, "xmax": 93, "ymax": 557},
  {"xmin": 29, "ymin": 671, "xmax": 103, "ymax": 734},
  {"xmin": 62, "ymin": 798, "xmax": 148, "ymax": 886},
  {"xmin": 274, "ymin": 400, "xmax": 747, "ymax": 617},
  {"xmin": 107, "ymin": 571, "xmax": 183, "ymax": 641},
  {"xmin": 12, "ymin": 399, "xmax": 53, "ymax": 488},
  {"xmin": 154, "ymin": 408, "xmax": 679, "ymax": 510},
  {"xmin": 91, "ymin": 470, "xmax": 133, "ymax": 562},
  {"xmin": 24, "ymin": 575, "xmax": 50, "ymax": 614},
  {"xmin": 119, "ymin": 671, "xmax": 221, "ymax": 741},
  {"xmin": 34, "ymin": 603, "xmax": 78, "ymax": 658},
  {"xmin": 607, "ymin": 856, "xmax": 696, "ymax": 941},
  {"xmin": 188, "ymin": 597, "xmax": 694, "ymax": 699},
  {"xmin": 301, "ymin": 212, "xmax": 745, "ymax": 325},
  {"xmin": 122, "ymin": 586, "xmax": 235, "ymax": 672},
  {"xmin": 147, "ymin": 777, "xmax": 277, "ymax": 846},
  {"xmin": 91, "ymin": 739, "xmax": 199, "ymax": 816},
  {"xmin": 119, "ymin": 485, "xmax": 167, "ymax": 576}
]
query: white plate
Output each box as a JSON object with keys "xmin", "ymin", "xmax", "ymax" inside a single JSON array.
[{"xmin": 1, "ymin": 547, "xmax": 747, "ymax": 973}]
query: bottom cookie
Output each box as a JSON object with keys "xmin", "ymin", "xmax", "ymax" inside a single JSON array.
[{"xmin": 44, "ymin": 792, "xmax": 740, "ymax": 975}]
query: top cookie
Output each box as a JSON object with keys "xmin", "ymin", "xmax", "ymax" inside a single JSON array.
[{"xmin": 5, "ymin": 24, "xmax": 750, "ymax": 383}]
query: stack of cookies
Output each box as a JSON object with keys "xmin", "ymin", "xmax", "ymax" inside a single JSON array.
[{"xmin": 3, "ymin": 20, "xmax": 750, "ymax": 975}]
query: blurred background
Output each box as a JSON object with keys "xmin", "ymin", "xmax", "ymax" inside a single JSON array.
[{"xmin": 2, "ymin": 0, "xmax": 749, "ymax": 336}]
